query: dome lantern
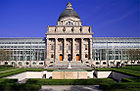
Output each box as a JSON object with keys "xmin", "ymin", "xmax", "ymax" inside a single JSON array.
[{"xmin": 66, "ymin": 2, "xmax": 73, "ymax": 10}]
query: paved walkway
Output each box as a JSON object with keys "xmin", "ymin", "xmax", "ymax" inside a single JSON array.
[
  {"xmin": 40, "ymin": 85, "xmax": 102, "ymax": 91},
  {"xmin": 0, "ymin": 68, "xmax": 20, "ymax": 74},
  {"xmin": 18, "ymin": 78, "xmax": 29, "ymax": 83}
]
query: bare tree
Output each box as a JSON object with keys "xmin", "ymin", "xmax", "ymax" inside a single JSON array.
[
  {"xmin": 0, "ymin": 49, "xmax": 13, "ymax": 62},
  {"xmin": 126, "ymin": 49, "xmax": 140, "ymax": 67}
]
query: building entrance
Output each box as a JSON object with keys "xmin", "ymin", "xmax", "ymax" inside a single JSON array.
[
  {"xmin": 76, "ymin": 54, "xmax": 80, "ymax": 61},
  {"xmin": 59, "ymin": 54, "xmax": 63, "ymax": 61},
  {"xmin": 68, "ymin": 54, "xmax": 71, "ymax": 61}
]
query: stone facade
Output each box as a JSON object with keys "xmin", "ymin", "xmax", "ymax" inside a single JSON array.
[
  {"xmin": 52, "ymin": 71, "xmax": 88, "ymax": 79},
  {"xmin": 45, "ymin": 2, "xmax": 93, "ymax": 68}
]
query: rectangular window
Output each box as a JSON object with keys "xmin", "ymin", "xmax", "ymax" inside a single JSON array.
[
  {"xmin": 76, "ymin": 46, "xmax": 79, "ymax": 50},
  {"xmin": 68, "ymin": 46, "xmax": 71, "ymax": 50},
  {"xmin": 51, "ymin": 45, "xmax": 54, "ymax": 50},
  {"xmin": 115, "ymin": 56, "xmax": 119, "ymax": 60},
  {"xmin": 109, "ymin": 55, "xmax": 114, "ymax": 60},
  {"xmin": 20, "ymin": 56, "xmax": 23, "ymax": 61},
  {"xmin": 27, "ymin": 56, "xmax": 30, "ymax": 61},
  {"xmin": 60, "ymin": 45, "xmax": 62, "ymax": 50},
  {"xmin": 85, "ymin": 45, "xmax": 88, "ymax": 50}
]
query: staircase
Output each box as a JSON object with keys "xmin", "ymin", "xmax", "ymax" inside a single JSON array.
[{"xmin": 47, "ymin": 61, "xmax": 91, "ymax": 70}]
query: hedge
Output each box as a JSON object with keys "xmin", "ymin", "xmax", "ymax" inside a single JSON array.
[
  {"xmin": 26, "ymin": 78, "xmax": 115, "ymax": 85},
  {"xmin": 0, "ymin": 65, "xmax": 13, "ymax": 67},
  {"xmin": 0, "ymin": 79, "xmax": 41, "ymax": 91},
  {"xmin": 0, "ymin": 65, "xmax": 15, "ymax": 71},
  {"xmin": 0, "ymin": 79, "xmax": 17, "ymax": 84},
  {"xmin": 0, "ymin": 83, "xmax": 41, "ymax": 91}
]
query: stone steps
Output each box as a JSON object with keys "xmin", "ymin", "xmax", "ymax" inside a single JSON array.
[{"xmin": 48, "ymin": 61, "xmax": 91, "ymax": 69}]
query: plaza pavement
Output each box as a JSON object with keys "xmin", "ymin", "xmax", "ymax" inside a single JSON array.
[{"xmin": 40, "ymin": 85, "xmax": 102, "ymax": 91}]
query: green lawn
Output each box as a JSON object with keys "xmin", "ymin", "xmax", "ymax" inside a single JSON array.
[
  {"xmin": 123, "ymin": 65, "xmax": 140, "ymax": 71},
  {"xmin": 0, "ymin": 68, "xmax": 55, "ymax": 78},
  {"xmin": 0, "ymin": 65, "xmax": 140, "ymax": 91},
  {"xmin": 96, "ymin": 66, "xmax": 140, "ymax": 77},
  {"xmin": 0, "ymin": 65, "xmax": 15, "ymax": 72},
  {"xmin": 96, "ymin": 66, "xmax": 140, "ymax": 91}
]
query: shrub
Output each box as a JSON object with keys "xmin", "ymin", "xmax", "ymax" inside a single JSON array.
[
  {"xmin": 27, "ymin": 78, "xmax": 115, "ymax": 85},
  {"xmin": 0, "ymin": 65, "xmax": 13, "ymax": 68},
  {"xmin": 0, "ymin": 79, "xmax": 17, "ymax": 84},
  {"xmin": 25, "ymin": 68, "xmax": 44, "ymax": 71},
  {"xmin": 46, "ymin": 69, "xmax": 55, "ymax": 72},
  {"xmin": 84, "ymin": 69, "xmax": 93, "ymax": 71},
  {"xmin": 0, "ymin": 82, "xmax": 41, "ymax": 91}
]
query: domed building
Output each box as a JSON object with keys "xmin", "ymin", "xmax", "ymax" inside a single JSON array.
[
  {"xmin": 0, "ymin": 2, "xmax": 140, "ymax": 68},
  {"xmin": 45, "ymin": 2, "xmax": 93, "ymax": 68}
]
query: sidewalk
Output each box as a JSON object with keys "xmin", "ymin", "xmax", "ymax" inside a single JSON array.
[{"xmin": 40, "ymin": 85, "xmax": 102, "ymax": 91}]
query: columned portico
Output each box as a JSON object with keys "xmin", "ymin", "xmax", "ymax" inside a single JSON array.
[{"xmin": 49, "ymin": 38, "xmax": 92, "ymax": 62}]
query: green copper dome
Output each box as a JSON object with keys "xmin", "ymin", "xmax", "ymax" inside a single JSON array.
[{"xmin": 58, "ymin": 2, "xmax": 80, "ymax": 21}]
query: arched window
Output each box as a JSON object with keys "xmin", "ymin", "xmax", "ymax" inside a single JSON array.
[
  {"xmin": 66, "ymin": 21, "xmax": 73, "ymax": 26},
  {"xmin": 96, "ymin": 62, "xmax": 100, "ymax": 65},
  {"xmin": 39, "ymin": 62, "xmax": 43, "ymax": 65},
  {"xmin": 51, "ymin": 54, "xmax": 54, "ymax": 58},
  {"xmin": 11, "ymin": 62, "xmax": 15, "ymax": 65},
  {"xmin": 110, "ymin": 62, "xmax": 114, "ymax": 64},
  {"xmin": 26, "ymin": 62, "xmax": 29, "ymax": 65},
  {"xmin": 103, "ymin": 62, "xmax": 106, "ymax": 64},
  {"xmin": 33, "ymin": 62, "xmax": 36, "ymax": 65},
  {"xmin": 5, "ymin": 62, "xmax": 8, "ymax": 65},
  {"xmin": 85, "ymin": 54, "xmax": 88, "ymax": 58},
  {"xmin": 18, "ymin": 62, "xmax": 22, "ymax": 66}
]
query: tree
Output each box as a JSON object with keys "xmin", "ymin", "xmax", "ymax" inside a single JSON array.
[
  {"xmin": 126, "ymin": 49, "xmax": 140, "ymax": 67},
  {"xmin": 0, "ymin": 49, "xmax": 13, "ymax": 62}
]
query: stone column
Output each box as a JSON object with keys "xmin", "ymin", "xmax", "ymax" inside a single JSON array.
[
  {"xmin": 90, "ymin": 38, "xmax": 92, "ymax": 59},
  {"xmin": 55, "ymin": 38, "xmax": 58, "ymax": 62},
  {"xmin": 64, "ymin": 38, "xmax": 67, "ymax": 61},
  {"xmin": 81, "ymin": 38, "xmax": 84, "ymax": 61},
  {"xmin": 46, "ymin": 38, "xmax": 49, "ymax": 60},
  {"xmin": 72, "ymin": 38, "xmax": 76, "ymax": 61}
]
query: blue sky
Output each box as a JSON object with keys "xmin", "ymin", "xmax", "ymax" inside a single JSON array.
[{"xmin": 0, "ymin": 0, "xmax": 139, "ymax": 37}]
